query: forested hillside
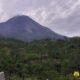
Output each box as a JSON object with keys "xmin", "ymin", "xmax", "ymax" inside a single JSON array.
[{"xmin": 0, "ymin": 38, "xmax": 80, "ymax": 80}]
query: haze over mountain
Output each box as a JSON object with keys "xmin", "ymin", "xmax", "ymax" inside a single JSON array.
[{"xmin": 0, "ymin": 15, "xmax": 65, "ymax": 41}]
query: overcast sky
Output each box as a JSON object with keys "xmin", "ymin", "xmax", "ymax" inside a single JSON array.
[{"xmin": 0, "ymin": 0, "xmax": 80, "ymax": 37}]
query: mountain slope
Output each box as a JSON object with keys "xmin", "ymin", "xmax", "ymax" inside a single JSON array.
[{"xmin": 0, "ymin": 15, "xmax": 65, "ymax": 41}]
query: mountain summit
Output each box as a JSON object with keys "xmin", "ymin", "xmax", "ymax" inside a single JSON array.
[{"xmin": 0, "ymin": 15, "xmax": 65, "ymax": 41}]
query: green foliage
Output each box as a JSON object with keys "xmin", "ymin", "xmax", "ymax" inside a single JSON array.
[{"xmin": 0, "ymin": 38, "xmax": 80, "ymax": 80}]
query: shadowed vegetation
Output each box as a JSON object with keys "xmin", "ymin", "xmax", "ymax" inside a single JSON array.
[{"xmin": 0, "ymin": 37, "xmax": 80, "ymax": 80}]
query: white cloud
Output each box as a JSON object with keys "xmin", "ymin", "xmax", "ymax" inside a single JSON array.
[{"xmin": 0, "ymin": 0, "xmax": 80, "ymax": 36}]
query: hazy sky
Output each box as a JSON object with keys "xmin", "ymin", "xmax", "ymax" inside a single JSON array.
[{"xmin": 0, "ymin": 0, "xmax": 80, "ymax": 37}]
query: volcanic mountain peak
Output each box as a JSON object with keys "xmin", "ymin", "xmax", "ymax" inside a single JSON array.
[
  {"xmin": 7, "ymin": 15, "xmax": 33, "ymax": 23},
  {"xmin": 0, "ymin": 15, "xmax": 65, "ymax": 41}
]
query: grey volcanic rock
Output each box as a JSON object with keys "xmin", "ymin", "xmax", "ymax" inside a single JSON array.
[{"xmin": 0, "ymin": 15, "xmax": 65, "ymax": 41}]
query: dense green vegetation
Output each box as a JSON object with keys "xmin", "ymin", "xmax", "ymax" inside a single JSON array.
[{"xmin": 0, "ymin": 37, "xmax": 80, "ymax": 80}]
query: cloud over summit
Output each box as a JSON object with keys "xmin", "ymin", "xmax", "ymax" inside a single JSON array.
[{"xmin": 0, "ymin": 0, "xmax": 80, "ymax": 37}]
